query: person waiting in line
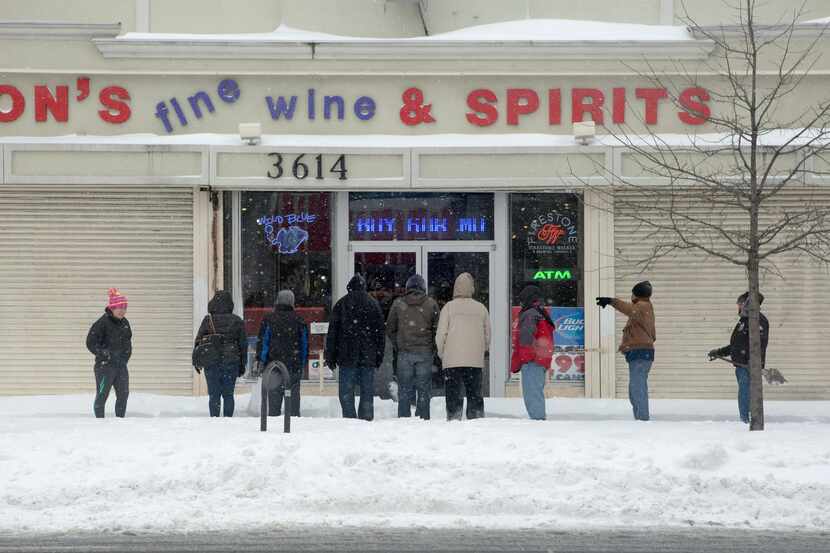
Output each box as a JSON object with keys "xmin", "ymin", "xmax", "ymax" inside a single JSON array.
[
  {"xmin": 86, "ymin": 288, "xmax": 132, "ymax": 418},
  {"xmin": 708, "ymin": 292, "xmax": 770, "ymax": 424},
  {"xmin": 193, "ymin": 290, "xmax": 247, "ymax": 417},
  {"xmin": 325, "ymin": 274, "xmax": 386, "ymax": 421},
  {"xmin": 386, "ymin": 274, "xmax": 440, "ymax": 420},
  {"xmin": 511, "ymin": 285, "xmax": 556, "ymax": 421},
  {"xmin": 436, "ymin": 273, "xmax": 491, "ymax": 421},
  {"xmin": 256, "ymin": 289, "xmax": 308, "ymax": 417},
  {"xmin": 596, "ymin": 281, "xmax": 656, "ymax": 421}
]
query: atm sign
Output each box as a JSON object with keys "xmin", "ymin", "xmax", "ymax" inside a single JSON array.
[{"xmin": 532, "ymin": 269, "xmax": 573, "ymax": 281}]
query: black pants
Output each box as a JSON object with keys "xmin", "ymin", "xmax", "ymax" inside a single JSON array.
[
  {"xmin": 445, "ymin": 367, "xmax": 484, "ymax": 421},
  {"xmin": 268, "ymin": 379, "xmax": 301, "ymax": 417},
  {"xmin": 205, "ymin": 365, "xmax": 237, "ymax": 417},
  {"xmin": 94, "ymin": 366, "xmax": 129, "ymax": 418}
]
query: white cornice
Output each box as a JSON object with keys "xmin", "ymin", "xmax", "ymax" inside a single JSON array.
[
  {"xmin": 314, "ymin": 40, "xmax": 714, "ymax": 60},
  {"xmin": 93, "ymin": 38, "xmax": 714, "ymax": 61},
  {"xmin": 0, "ymin": 20, "xmax": 121, "ymax": 40},
  {"xmin": 691, "ymin": 21, "xmax": 830, "ymax": 40},
  {"xmin": 93, "ymin": 38, "xmax": 312, "ymax": 59}
]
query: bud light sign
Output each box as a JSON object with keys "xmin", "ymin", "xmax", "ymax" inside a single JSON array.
[{"xmin": 549, "ymin": 307, "xmax": 584, "ymax": 347}]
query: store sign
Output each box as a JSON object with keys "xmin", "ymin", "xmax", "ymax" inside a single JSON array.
[
  {"xmin": 266, "ymin": 153, "xmax": 347, "ymax": 180},
  {"xmin": 531, "ymin": 269, "xmax": 573, "ymax": 281},
  {"xmin": 550, "ymin": 307, "xmax": 585, "ymax": 382},
  {"xmin": 0, "ymin": 76, "xmax": 713, "ymax": 133},
  {"xmin": 354, "ymin": 216, "xmax": 487, "ymax": 236},
  {"xmin": 256, "ymin": 212, "xmax": 317, "ymax": 254},
  {"xmin": 527, "ymin": 211, "xmax": 578, "ymax": 255}
]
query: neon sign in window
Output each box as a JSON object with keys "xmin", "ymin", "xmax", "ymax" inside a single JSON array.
[
  {"xmin": 257, "ymin": 212, "xmax": 317, "ymax": 254},
  {"xmin": 349, "ymin": 193, "xmax": 494, "ymax": 241}
]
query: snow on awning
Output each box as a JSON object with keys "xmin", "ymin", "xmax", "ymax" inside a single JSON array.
[{"xmin": 93, "ymin": 19, "xmax": 714, "ymax": 61}]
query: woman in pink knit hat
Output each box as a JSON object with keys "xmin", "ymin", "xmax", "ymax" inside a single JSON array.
[{"xmin": 85, "ymin": 288, "xmax": 132, "ymax": 418}]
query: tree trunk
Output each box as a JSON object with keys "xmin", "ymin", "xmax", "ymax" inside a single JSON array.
[{"xmin": 747, "ymin": 251, "xmax": 765, "ymax": 431}]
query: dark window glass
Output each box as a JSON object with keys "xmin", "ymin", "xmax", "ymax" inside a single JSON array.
[
  {"xmin": 510, "ymin": 193, "xmax": 584, "ymax": 384},
  {"xmin": 349, "ymin": 192, "xmax": 494, "ymax": 241},
  {"xmin": 241, "ymin": 192, "xmax": 332, "ymax": 380}
]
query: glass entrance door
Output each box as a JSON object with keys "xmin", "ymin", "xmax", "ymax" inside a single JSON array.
[{"xmin": 350, "ymin": 244, "xmax": 493, "ymax": 397}]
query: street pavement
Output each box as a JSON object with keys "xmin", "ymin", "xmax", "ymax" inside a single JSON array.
[{"xmin": 0, "ymin": 527, "xmax": 828, "ymax": 553}]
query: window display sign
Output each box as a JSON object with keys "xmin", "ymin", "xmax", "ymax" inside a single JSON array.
[
  {"xmin": 256, "ymin": 212, "xmax": 317, "ymax": 254},
  {"xmin": 509, "ymin": 306, "xmax": 585, "ymax": 382},
  {"xmin": 527, "ymin": 211, "xmax": 579, "ymax": 256},
  {"xmin": 529, "ymin": 268, "xmax": 574, "ymax": 281},
  {"xmin": 349, "ymin": 192, "xmax": 494, "ymax": 241}
]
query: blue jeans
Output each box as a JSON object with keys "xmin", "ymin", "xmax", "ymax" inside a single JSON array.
[
  {"xmin": 626, "ymin": 350, "xmax": 653, "ymax": 421},
  {"xmin": 339, "ymin": 366, "xmax": 375, "ymax": 421},
  {"xmin": 735, "ymin": 366, "xmax": 750, "ymax": 423},
  {"xmin": 204, "ymin": 365, "xmax": 237, "ymax": 417},
  {"xmin": 521, "ymin": 362, "xmax": 547, "ymax": 421},
  {"xmin": 396, "ymin": 351, "xmax": 433, "ymax": 420}
]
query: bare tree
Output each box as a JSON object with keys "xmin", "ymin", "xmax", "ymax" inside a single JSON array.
[{"xmin": 592, "ymin": 0, "xmax": 830, "ymax": 430}]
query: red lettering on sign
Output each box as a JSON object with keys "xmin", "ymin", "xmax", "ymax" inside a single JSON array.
[
  {"xmin": 678, "ymin": 87, "xmax": 711, "ymax": 125},
  {"xmin": 465, "ymin": 88, "xmax": 498, "ymax": 127},
  {"xmin": 0, "ymin": 85, "xmax": 25, "ymax": 122},
  {"xmin": 506, "ymin": 88, "xmax": 539, "ymax": 125},
  {"xmin": 98, "ymin": 86, "xmax": 132, "ymax": 124},
  {"xmin": 34, "ymin": 85, "xmax": 69, "ymax": 122},
  {"xmin": 537, "ymin": 224, "xmax": 566, "ymax": 245},
  {"xmin": 572, "ymin": 88, "xmax": 604, "ymax": 124},
  {"xmin": 636, "ymin": 88, "xmax": 668, "ymax": 125},
  {"xmin": 548, "ymin": 89, "xmax": 561, "ymax": 125},
  {"xmin": 612, "ymin": 87, "xmax": 626, "ymax": 124}
]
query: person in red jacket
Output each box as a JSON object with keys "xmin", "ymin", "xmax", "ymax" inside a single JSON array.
[{"xmin": 511, "ymin": 285, "xmax": 555, "ymax": 420}]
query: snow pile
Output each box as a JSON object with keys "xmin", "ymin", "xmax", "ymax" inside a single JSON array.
[
  {"xmin": 116, "ymin": 19, "xmax": 695, "ymax": 44},
  {"xmin": 1, "ymin": 394, "xmax": 829, "ymax": 534}
]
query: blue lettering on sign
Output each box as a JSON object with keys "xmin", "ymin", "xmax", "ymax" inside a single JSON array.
[
  {"xmin": 153, "ymin": 79, "xmax": 377, "ymax": 134},
  {"xmin": 257, "ymin": 212, "xmax": 316, "ymax": 254},
  {"xmin": 353, "ymin": 216, "xmax": 489, "ymax": 236}
]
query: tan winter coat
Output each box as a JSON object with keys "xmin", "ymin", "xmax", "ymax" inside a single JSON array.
[
  {"xmin": 435, "ymin": 273, "xmax": 491, "ymax": 369},
  {"xmin": 612, "ymin": 297, "xmax": 656, "ymax": 353}
]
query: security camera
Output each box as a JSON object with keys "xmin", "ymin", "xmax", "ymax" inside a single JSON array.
[
  {"xmin": 239, "ymin": 122, "xmax": 262, "ymax": 146},
  {"xmin": 573, "ymin": 120, "xmax": 596, "ymax": 146}
]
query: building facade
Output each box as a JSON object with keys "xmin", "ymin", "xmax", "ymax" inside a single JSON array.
[{"xmin": 1, "ymin": 0, "xmax": 829, "ymax": 399}]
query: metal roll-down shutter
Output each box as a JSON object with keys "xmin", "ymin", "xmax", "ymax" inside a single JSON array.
[
  {"xmin": 0, "ymin": 187, "xmax": 194, "ymax": 395},
  {"xmin": 614, "ymin": 189, "xmax": 830, "ymax": 400}
]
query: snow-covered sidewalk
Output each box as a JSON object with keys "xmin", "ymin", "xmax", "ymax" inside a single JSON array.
[{"xmin": 1, "ymin": 394, "xmax": 828, "ymax": 534}]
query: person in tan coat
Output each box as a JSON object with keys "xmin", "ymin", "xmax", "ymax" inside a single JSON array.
[
  {"xmin": 436, "ymin": 272, "xmax": 491, "ymax": 420},
  {"xmin": 596, "ymin": 281, "xmax": 656, "ymax": 421}
]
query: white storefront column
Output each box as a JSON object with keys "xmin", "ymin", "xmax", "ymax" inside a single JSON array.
[
  {"xmin": 492, "ymin": 192, "xmax": 510, "ymax": 397},
  {"xmin": 192, "ymin": 188, "xmax": 212, "ymax": 396},
  {"xmin": 583, "ymin": 187, "xmax": 615, "ymax": 399}
]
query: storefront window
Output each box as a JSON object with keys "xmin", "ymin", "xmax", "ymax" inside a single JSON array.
[
  {"xmin": 241, "ymin": 192, "xmax": 332, "ymax": 380},
  {"xmin": 349, "ymin": 192, "xmax": 494, "ymax": 241},
  {"xmin": 510, "ymin": 193, "xmax": 585, "ymax": 383},
  {"xmin": 222, "ymin": 191, "xmax": 233, "ymax": 293}
]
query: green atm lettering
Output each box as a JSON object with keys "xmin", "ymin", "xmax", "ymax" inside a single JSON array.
[{"xmin": 533, "ymin": 270, "xmax": 572, "ymax": 281}]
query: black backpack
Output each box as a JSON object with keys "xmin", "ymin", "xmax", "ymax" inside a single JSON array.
[{"xmin": 193, "ymin": 314, "xmax": 224, "ymax": 368}]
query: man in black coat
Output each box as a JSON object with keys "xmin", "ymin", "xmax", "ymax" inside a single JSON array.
[
  {"xmin": 708, "ymin": 291, "xmax": 770, "ymax": 424},
  {"xmin": 256, "ymin": 289, "xmax": 308, "ymax": 417},
  {"xmin": 86, "ymin": 289, "xmax": 132, "ymax": 418},
  {"xmin": 325, "ymin": 274, "xmax": 385, "ymax": 421},
  {"xmin": 194, "ymin": 290, "xmax": 248, "ymax": 417}
]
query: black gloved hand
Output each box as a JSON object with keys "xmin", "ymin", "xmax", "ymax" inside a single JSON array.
[
  {"xmin": 596, "ymin": 297, "xmax": 614, "ymax": 308},
  {"xmin": 707, "ymin": 350, "xmax": 719, "ymax": 361}
]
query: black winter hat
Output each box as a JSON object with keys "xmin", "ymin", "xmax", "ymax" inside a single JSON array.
[
  {"xmin": 632, "ymin": 281, "xmax": 653, "ymax": 299},
  {"xmin": 519, "ymin": 285, "xmax": 544, "ymax": 309},
  {"xmin": 737, "ymin": 291, "xmax": 764, "ymax": 305},
  {"xmin": 405, "ymin": 274, "xmax": 426, "ymax": 292}
]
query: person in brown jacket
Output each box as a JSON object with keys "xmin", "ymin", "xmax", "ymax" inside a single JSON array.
[{"xmin": 596, "ymin": 281, "xmax": 656, "ymax": 421}]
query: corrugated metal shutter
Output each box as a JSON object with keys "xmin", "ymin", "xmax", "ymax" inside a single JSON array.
[
  {"xmin": 0, "ymin": 187, "xmax": 194, "ymax": 395},
  {"xmin": 614, "ymin": 188, "xmax": 830, "ymax": 400}
]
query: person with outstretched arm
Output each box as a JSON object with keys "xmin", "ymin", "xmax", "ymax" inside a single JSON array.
[{"xmin": 596, "ymin": 281, "xmax": 656, "ymax": 421}]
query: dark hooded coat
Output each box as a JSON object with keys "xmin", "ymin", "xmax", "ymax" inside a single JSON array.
[
  {"xmin": 325, "ymin": 275, "xmax": 386, "ymax": 370},
  {"xmin": 194, "ymin": 290, "xmax": 248, "ymax": 370}
]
